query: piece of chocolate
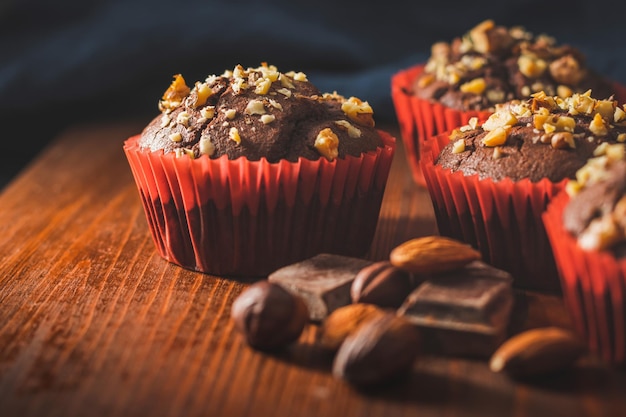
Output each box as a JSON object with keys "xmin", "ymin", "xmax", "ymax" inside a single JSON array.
[
  {"xmin": 268, "ymin": 253, "xmax": 372, "ymax": 321},
  {"xmin": 398, "ymin": 262, "xmax": 514, "ymax": 357}
]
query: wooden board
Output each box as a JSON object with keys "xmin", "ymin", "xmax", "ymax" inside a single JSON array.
[{"xmin": 0, "ymin": 121, "xmax": 624, "ymax": 417}]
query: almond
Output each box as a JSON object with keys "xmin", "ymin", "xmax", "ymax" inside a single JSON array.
[
  {"xmin": 389, "ymin": 236, "xmax": 481, "ymax": 274},
  {"xmin": 489, "ymin": 327, "xmax": 586, "ymax": 377},
  {"xmin": 319, "ymin": 303, "xmax": 386, "ymax": 351}
]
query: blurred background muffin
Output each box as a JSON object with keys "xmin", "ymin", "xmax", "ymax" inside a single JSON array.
[
  {"xmin": 392, "ymin": 19, "xmax": 626, "ymax": 184},
  {"xmin": 420, "ymin": 90, "xmax": 626, "ymax": 292},
  {"xmin": 544, "ymin": 141, "xmax": 626, "ymax": 365}
]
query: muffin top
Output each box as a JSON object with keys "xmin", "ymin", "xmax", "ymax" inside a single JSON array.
[
  {"xmin": 139, "ymin": 63, "xmax": 383, "ymax": 162},
  {"xmin": 412, "ymin": 20, "xmax": 614, "ymax": 111},
  {"xmin": 435, "ymin": 91, "xmax": 626, "ymax": 182},
  {"xmin": 563, "ymin": 143, "xmax": 626, "ymax": 253}
]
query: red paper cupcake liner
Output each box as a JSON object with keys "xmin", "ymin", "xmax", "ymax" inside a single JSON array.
[
  {"xmin": 123, "ymin": 132, "xmax": 396, "ymax": 277},
  {"xmin": 543, "ymin": 192, "xmax": 626, "ymax": 365},
  {"xmin": 392, "ymin": 63, "xmax": 626, "ymax": 187},
  {"xmin": 391, "ymin": 64, "xmax": 492, "ymax": 186},
  {"xmin": 419, "ymin": 132, "xmax": 565, "ymax": 293}
]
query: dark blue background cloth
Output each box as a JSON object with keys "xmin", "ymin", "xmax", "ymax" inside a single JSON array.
[{"xmin": 1, "ymin": 0, "xmax": 625, "ymax": 186}]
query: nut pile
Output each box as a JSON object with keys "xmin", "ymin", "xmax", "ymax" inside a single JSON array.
[{"xmin": 231, "ymin": 235, "xmax": 586, "ymax": 386}]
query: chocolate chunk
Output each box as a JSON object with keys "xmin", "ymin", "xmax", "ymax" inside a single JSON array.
[
  {"xmin": 268, "ymin": 253, "xmax": 372, "ymax": 321},
  {"xmin": 398, "ymin": 263, "xmax": 514, "ymax": 357}
]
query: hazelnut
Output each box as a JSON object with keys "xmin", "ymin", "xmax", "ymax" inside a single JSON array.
[
  {"xmin": 549, "ymin": 55, "xmax": 585, "ymax": 86},
  {"xmin": 350, "ymin": 261, "xmax": 414, "ymax": 308},
  {"xmin": 550, "ymin": 132, "xmax": 575, "ymax": 149},
  {"xmin": 332, "ymin": 313, "xmax": 419, "ymax": 386},
  {"xmin": 231, "ymin": 281, "xmax": 309, "ymax": 351}
]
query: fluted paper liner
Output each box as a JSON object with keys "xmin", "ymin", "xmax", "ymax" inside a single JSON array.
[
  {"xmin": 392, "ymin": 63, "xmax": 626, "ymax": 186},
  {"xmin": 420, "ymin": 132, "xmax": 564, "ymax": 293},
  {"xmin": 391, "ymin": 64, "xmax": 492, "ymax": 185},
  {"xmin": 543, "ymin": 192, "xmax": 626, "ymax": 365},
  {"xmin": 124, "ymin": 132, "xmax": 396, "ymax": 277}
]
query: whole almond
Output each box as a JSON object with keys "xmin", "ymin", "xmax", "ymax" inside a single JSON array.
[
  {"xmin": 390, "ymin": 236, "xmax": 481, "ymax": 274},
  {"xmin": 319, "ymin": 303, "xmax": 386, "ymax": 351},
  {"xmin": 332, "ymin": 313, "xmax": 420, "ymax": 386},
  {"xmin": 351, "ymin": 261, "xmax": 414, "ymax": 308},
  {"xmin": 489, "ymin": 327, "xmax": 586, "ymax": 377}
]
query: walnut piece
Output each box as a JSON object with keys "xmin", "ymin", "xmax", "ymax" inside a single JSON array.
[{"xmin": 315, "ymin": 128, "xmax": 340, "ymax": 161}]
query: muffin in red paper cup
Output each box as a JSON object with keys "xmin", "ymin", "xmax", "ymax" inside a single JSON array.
[
  {"xmin": 420, "ymin": 91, "xmax": 626, "ymax": 293},
  {"xmin": 543, "ymin": 142, "xmax": 626, "ymax": 365},
  {"xmin": 392, "ymin": 19, "xmax": 626, "ymax": 186},
  {"xmin": 124, "ymin": 63, "xmax": 396, "ymax": 277}
]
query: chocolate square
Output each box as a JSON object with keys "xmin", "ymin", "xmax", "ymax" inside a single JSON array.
[
  {"xmin": 268, "ymin": 253, "xmax": 372, "ymax": 321},
  {"xmin": 398, "ymin": 261, "xmax": 514, "ymax": 357}
]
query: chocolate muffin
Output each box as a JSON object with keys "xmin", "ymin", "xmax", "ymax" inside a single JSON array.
[
  {"xmin": 543, "ymin": 143, "xmax": 626, "ymax": 364},
  {"xmin": 436, "ymin": 91, "xmax": 626, "ymax": 182},
  {"xmin": 124, "ymin": 63, "xmax": 396, "ymax": 276},
  {"xmin": 139, "ymin": 63, "xmax": 382, "ymax": 162},
  {"xmin": 420, "ymin": 90, "xmax": 626, "ymax": 292},
  {"xmin": 563, "ymin": 143, "xmax": 626, "ymax": 254},
  {"xmin": 413, "ymin": 20, "xmax": 615, "ymax": 112}
]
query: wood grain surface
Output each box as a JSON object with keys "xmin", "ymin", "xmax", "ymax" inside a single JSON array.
[{"xmin": 0, "ymin": 121, "xmax": 625, "ymax": 417}]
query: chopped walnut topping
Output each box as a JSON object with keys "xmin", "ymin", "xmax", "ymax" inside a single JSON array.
[
  {"xmin": 176, "ymin": 111, "xmax": 191, "ymax": 127},
  {"xmin": 486, "ymin": 89, "xmax": 505, "ymax": 103},
  {"xmin": 550, "ymin": 132, "xmax": 575, "ymax": 149},
  {"xmin": 160, "ymin": 114, "xmax": 171, "ymax": 128},
  {"xmin": 569, "ymin": 144, "xmax": 625, "ymax": 195},
  {"xmin": 245, "ymin": 100, "xmax": 266, "ymax": 115},
  {"xmin": 200, "ymin": 106, "xmax": 215, "ymax": 120},
  {"xmin": 284, "ymin": 71, "xmax": 307, "ymax": 82},
  {"xmin": 231, "ymin": 77, "xmax": 248, "ymax": 94},
  {"xmin": 557, "ymin": 85, "xmax": 573, "ymax": 99},
  {"xmin": 224, "ymin": 109, "xmax": 237, "ymax": 120},
  {"xmin": 268, "ymin": 99, "xmax": 283, "ymax": 111},
  {"xmin": 589, "ymin": 113, "xmax": 608, "ymax": 136},
  {"xmin": 279, "ymin": 74, "xmax": 295, "ymax": 89},
  {"xmin": 449, "ymin": 128, "xmax": 463, "ymax": 140},
  {"xmin": 175, "ymin": 148, "xmax": 195, "ymax": 159},
  {"xmin": 334, "ymin": 120, "xmax": 362, "ymax": 138},
  {"xmin": 492, "ymin": 146, "xmax": 503, "ymax": 159},
  {"xmin": 518, "ymin": 55, "xmax": 547, "ymax": 78},
  {"xmin": 314, "ymin": 128, "xmax": 339, "ymax": 161},
  {"xmin": 614, "ymin": 107, "xmax": 626, "ymax": 123},
  {"xmin": 568, "ymin": 91, "xmax": 595, "ymax": 115},
  {"xmin": 277, "ymin": 88, "xmax": 292, "ymax": 97},
  {"xmin": 452, "ymin": 139, "xmax": 465, "ymax": 153},
  {"xmin": 169, "ymin": 132, "xmax": 182, "ymax": 143},
  {"xmin": 468, "ymin": 19, "xmax": 495, "ymax": 54},
  {"xmin": 460, "ymin": 78, "xmax": 486, "ymax": 94},
  {"xmin": 229, "ymin": 127, "xmax": 241, "ymax": 145},
  {"xmin": 159, "ymin": 74, "xmax": 190, "ymax": 112},
  {"xmin": 260, "ymin": 114, "xmax": 276, "ymax": 124},
  {"xmin": 578, "ymin": 213, "xmax": 621, "ymax": 251},
  {"xmin": 259, "ymin": 62, "xmax": 280, "ymax": 82},
  {"xmin": 482, "ymin": 127, "xmax": 508, "ymax": 147},
  {"xmin": 199, "ymin": 134, "xmax": 215, "ymax": 156},
  {"xmin": 417, "ymin": 73, "xmax": 435, "ymax": 88},
  {"xmin": 341, "ymin": 97, "xmax": 375, "ymax": 127},
  {"xmin": 255, "ymin": 78, "xmax": 272, "ymax": 95},
  {"xmin": 482, "ymin": 109, "xmax": 517, "ymax": 131},
  {"xmin": 193, "ymin": 82, "xmax": 213, "ymax": 108},
  {"xmin": 232, "ymin": 65, "xmax": 246, "ymax": 79},
  {"xmin": 593, "ymin": 99, "xmax": 615, "ymax": 120}
]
